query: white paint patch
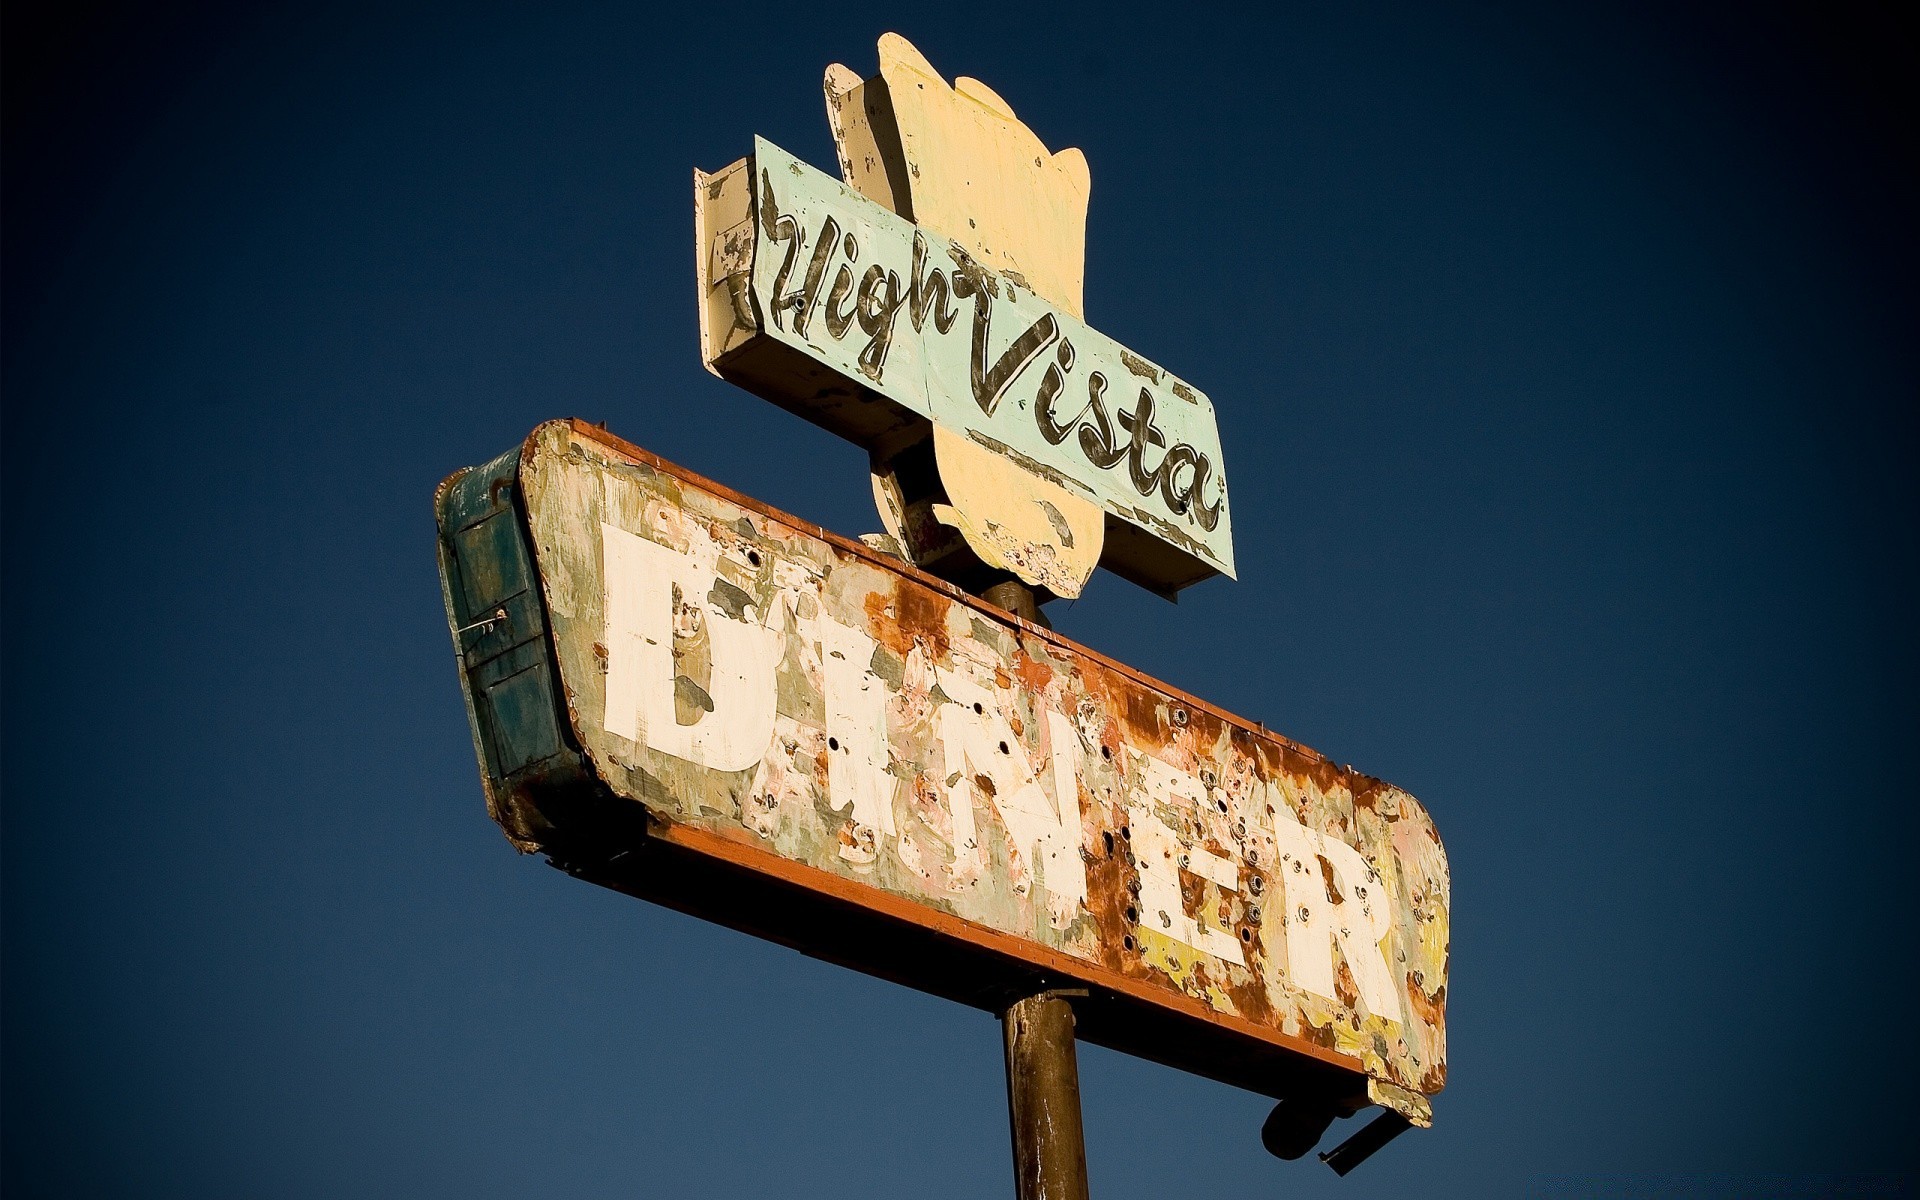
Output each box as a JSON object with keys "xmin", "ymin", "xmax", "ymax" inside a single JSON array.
[
  {"xmin": 933, "ymin": 662, "xmax": 1087, "ymax": 926},
  {"xmin": 1129, "ymin": 755, "xmax": 1244, "ymax": 966},
  {"xmin": 600, "ymin": 523, "xmax": 780, "ymax": 772},
  {"xmin": 822, "ymin": 618, "xmax": 895, "ymax": 857},
  {"xmin": 1270, "ymin": 810, "xmax": 1403, "ymax": 1023},
  {"xmin": 597, "ymin": 511, "xmax": 1399, "ymax": 1020}
]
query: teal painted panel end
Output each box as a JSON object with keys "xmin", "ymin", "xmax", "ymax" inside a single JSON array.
[{"xmin": 434, "ymin": 436, "xmax": 601, "ymax": 852}]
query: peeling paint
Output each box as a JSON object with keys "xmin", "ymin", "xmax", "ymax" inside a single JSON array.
[
  {"xmin": 1117, "ymin": 349, "xmax": 1160, "ymax": 383},
  {"xmin": 694, "ymin": 138, "xmax": 1234, "ymax": 591},
  {"xmin": 932, "ymin": 427, "xmax": 1102, "ymax": 598},
  {"xmin": 478, "ymin": 422, "xmax": 1446, "ymax": 1103},
  {"xmin": 824, "ymin": 38, "xmax": 1110, "ymax": 599}
]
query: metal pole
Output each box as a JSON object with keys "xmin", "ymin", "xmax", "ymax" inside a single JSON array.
[
  {"xmin": 1002, "ymin": 991, "xmax": 1090, "ymax": 1200},
  {"xmin": 980, "ymin": 577, "xmax": 1049, "ymax": 628}
]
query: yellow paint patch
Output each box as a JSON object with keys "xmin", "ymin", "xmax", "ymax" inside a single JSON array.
[{"xmin": 931, "ymin": 427, "xmax": 1103, "ymax": 597}]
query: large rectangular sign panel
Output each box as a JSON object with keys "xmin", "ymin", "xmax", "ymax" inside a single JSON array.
[
  {"xmin": 697, "ymin": 141, "xmax": 1235, "ymax": 593},
  {"xmin": 437, "ymin": 421, "xmax": 1446, "ymax": 1121}
]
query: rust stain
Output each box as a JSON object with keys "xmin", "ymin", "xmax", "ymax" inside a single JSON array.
[
  {"xmin": 1012, "ymin": 645, "xmax": 1053, "ymax": 692},
  {"xmin": 889, "ymin": 576, "xmax": 951, "ymax": 659},
  {"xmin": 1102, "ymin": 667, "xmax": 1162, "ymax": 747},
  {"xmin": 492, "ymin": 420, "xmax": 1449, "ymax": 1115},
  {"xmin": 1317, "ymin": 855, "xmax": 1345, "ymax": 905},
  {"xmin": 1082, "ymin": 814, "xmax": 1136, "ymax": 974},
  {"xmin": 1406, "ymin": 977, "xmax": 1446, "ymax": 1028},
  {"xmin": 1335, "ymin": 959, "xmax": 1360, "ymax": 1010},
  {"xmin": 863, "ymin": 591, "xmax": 909, "ymax": 656}
]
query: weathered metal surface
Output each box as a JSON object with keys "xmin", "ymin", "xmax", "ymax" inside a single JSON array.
[
  {"xmin": 438, "ymin": 420, "xmax": 1447, "ymax": 1118},
  {"xmin": 435, "ymin": 442, "xmax": 595, "ymax": 849},
  {"xmin": 825, "ymin": 36, "xmax": 1108, "ymax": 600},
  {"xmin": 929, "ymin": 426, "xmax": 1104, "ymax": 599},
  {"xmin": 695, "ymin": 137, "xmax": 1235, "ymax": 595},
  {"xmin": 834, "ymin": 34, "xmax": 1093, "ymax": 321}
]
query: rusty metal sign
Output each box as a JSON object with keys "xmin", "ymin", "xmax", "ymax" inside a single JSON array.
[
  {"xmin": 437, "ymin": 420, "xmax": 1448, "ymax": 1123},
  {"xmin": 696, "ymin": 139, "xmax": 1234, "ymax": 594}
]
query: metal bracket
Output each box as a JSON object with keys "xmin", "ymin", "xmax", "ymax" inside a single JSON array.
[
  {"xmin": 454, "ymin": 607, "xmax": 508, "ymax": 637},
  {"xmin": 1319, "ymin": 1109, "xmax": 1414, "ymax": 1176}
]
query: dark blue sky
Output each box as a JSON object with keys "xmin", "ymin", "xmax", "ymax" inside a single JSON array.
[{"xmin": 5, "ymin": 2, "xmax": 1913, "ymax": 1196}]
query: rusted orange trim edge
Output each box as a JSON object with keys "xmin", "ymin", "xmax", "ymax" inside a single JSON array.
[
  {"xmin": 548, "ymin": 419, "xmax": 1370, "ymax": 786},
  {"xmin": 653, "ymin": 817, "xmax": 1368, "ymax": 1077}
]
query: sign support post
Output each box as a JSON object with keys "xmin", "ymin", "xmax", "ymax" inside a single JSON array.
[
  {"xmin": 437, "ymin": 33, "xmax": 1450, "ymax": 1192},
  {"xmin": 1003, "ymin": 990, "xmax": 1090, "ymax": 1200},
  {"xmin": 981, "ymin": 572, "xmax": 1081, "ymax": 1199},
  {"xmin": 979, "ymin": 578, "xmax": 1047, "ymax": 627}
]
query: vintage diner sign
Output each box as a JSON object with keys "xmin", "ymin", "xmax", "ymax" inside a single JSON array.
[
  {"xmin": 437, "ymin": 421, "xmax": 1448, "ymax": 1119},
  {"xmin": 697, "ymin": 140, "xmax": 1235, "ymax": 592}
]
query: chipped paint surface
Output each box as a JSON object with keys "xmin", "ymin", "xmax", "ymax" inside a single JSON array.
[
  {"xmin": 696, "ymin": 138, "xmax": 1234, "ymax": 591},
  {"xmin": 853, "ymin": 33, "xmax": 1092, "ymax": 320},
  {"xmin": 930, "ymin": 427, "xmax": 1103, "ymax": 598},
  {"xmin": 826, "ymin": 36, "xmax": 1107, "ymax": 598},
  {"xmin": 512, "ymin": 422, "xmax": 1445, "ymax": 1100}
]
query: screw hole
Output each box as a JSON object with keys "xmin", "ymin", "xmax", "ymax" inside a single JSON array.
[
  {"xmin": 746, "ymin": 549, "xmax": 761, "ymax": 566},
  {"xmin": 828, "ymin": 736, "xmax": 839, "ymax": 751}
]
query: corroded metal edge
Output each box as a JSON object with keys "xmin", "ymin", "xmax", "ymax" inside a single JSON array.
[
  {"xmin": 550, "ymin": 418, "xmax": 1318, "ymax": 776},
  {"xmin": 433, "ymin": 439, "xmax": 639, "ymax": 860},
  {"xmin": 436, "ymin": 419, "xmax": 1447, "ymax": 1120}
]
